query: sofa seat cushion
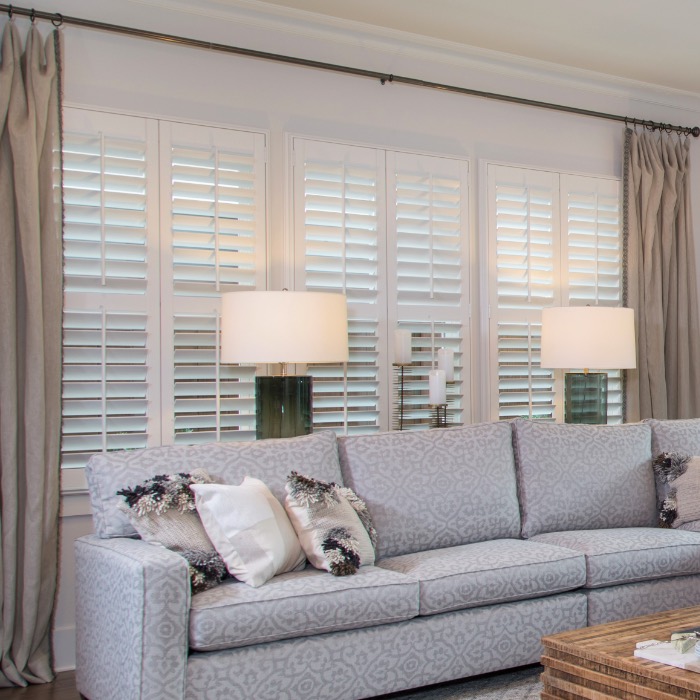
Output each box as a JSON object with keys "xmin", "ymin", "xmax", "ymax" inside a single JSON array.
[
  {"xmin": 531, "ymin": 528, "xmax": 700, "ymax": 588},
  {"xmin": 188, "ymin": 565, "xmax": 418, "ymax": 651},
  {"xmin": 377, "ymin": 539, "xmax": 585, "ymax": 616}
]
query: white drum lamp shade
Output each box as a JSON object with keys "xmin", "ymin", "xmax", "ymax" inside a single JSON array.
[
  {"xmin": 220, "ymin": 291, "xmax": 348, "ymax": 440},
  {"xmin": 540, "ymin": 306, "xmax": 636, "ymax": 424},
  {"xmin": 221, "ymin": 291, "xmax": 349, "ymax": 365},
  {"xmin": 541, "ymin": 306, "xmax": 636, "ymax": 371}
]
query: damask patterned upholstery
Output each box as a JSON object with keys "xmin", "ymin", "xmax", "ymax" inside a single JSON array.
[
  {"xmin": 86, "ymin": 430, "xmax": 342, "ymax": 539},
  {"xmin": 512, "ymin": 420, "xmax": 656, "ymax": 538},
  {"xmin": 531, "ymin": 527, "xmax": 700, "ymax": 587},
  {"xmin": 338, "ymin": 422, "xmax": 521, "ymax": 559},
  {"xmin": 648, "ymin": 417, "xmax": 700, "ymax": 456},
  {"xmin": 75, "ymin": 535, "xmax": 190, "ymax": 700},
  {"xmin": 185, "ymin": 593, "xmax": 587, "ymax": 700},
  {"xmin": 76, "ymin": 420, "xmax": 700, "ymax": 700},
  {"xmin": 586, "ymin": 575, "xmax": 700, "ymax": 626},
  {"xmin": 377, "ymin": 539, "xmax": 585, "ymax": 615},
  {"xmin": 188, "ymin": 565, "xmax": 418, "ymax": 650}
]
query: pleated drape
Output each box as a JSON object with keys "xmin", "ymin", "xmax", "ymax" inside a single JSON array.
[
  {"xmin": 0, "ymin": 22, "xmax": 62, "ymax": 686},
  {"xmin": 624, "ymin": 128, "xmax": 700, "ymax": 420}
]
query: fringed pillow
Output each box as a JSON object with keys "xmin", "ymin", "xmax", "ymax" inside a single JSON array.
[
  {"xmin": 284, "ymin": 471, "xmax": 377, "ymax": 576},
  {"xmin": 653, "ymin": 452, "xmax": 700, "ymax": 528},
  {"xmin": 116, "ymin": 468, "xmax": 227, "ymax": 593}
]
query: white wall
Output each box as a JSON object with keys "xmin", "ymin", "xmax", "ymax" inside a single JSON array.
[{"xmin": 22, "ymin": 0, "xmax": 700, "ymax": 671}]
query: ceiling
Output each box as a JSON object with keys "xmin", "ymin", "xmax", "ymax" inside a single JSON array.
[{"xmin": 253, "ymin": 0, "xmax": 700, "ymax": 95}]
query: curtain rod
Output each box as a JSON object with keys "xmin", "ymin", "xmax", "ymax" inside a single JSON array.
[{"xmin": 3, "ymin": 3, "xmax": 699, "ymax": 138}]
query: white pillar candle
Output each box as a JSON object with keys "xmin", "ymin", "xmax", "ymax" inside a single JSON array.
[
  {"xmin": 429, "ymin": 369, "xmax": 447, "ymax": 405},
  {"xmin": 394, "ymin": 329, "xmax": 412, "ymax": 365},
  {"xmin": 437, "ymin": 348, "xmax": 454, "ymax": 382}
]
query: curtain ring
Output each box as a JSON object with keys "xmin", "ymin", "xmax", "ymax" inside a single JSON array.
[
  {"xmin": 7, "ymin": 5, "xmax": 12, "ymax": 19},
  {"xmin": 52, "ymin": 13, "xmax": 63, "ymax": 27},
  {"xmin": 30, "ymin": 8, "xmax": 35, "ymax": 23}
]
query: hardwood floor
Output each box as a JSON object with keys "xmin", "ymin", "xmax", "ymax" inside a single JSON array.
[{"xmin": 0, "ymin": 672, "xmax": 80, "ymax": 699}]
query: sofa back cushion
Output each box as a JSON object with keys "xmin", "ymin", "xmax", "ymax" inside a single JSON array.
[
  {"xmin": 86, "ymin": 430, "xmax": 343, "ymax": 539},
  {"xmin": 513, "ymin": 420, "xmax": 656, "ymax": 538},
  {"xmin": 338, "ymin": 422, "xmax": 521, "ymax": 559},
  {"xmin": 648, "ymin": 418, "xmax": 700, "ymax": 456}
]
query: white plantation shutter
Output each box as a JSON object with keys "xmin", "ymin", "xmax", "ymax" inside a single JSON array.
[
  {"xmin": 293, "ymin": 139, "xmax": 386, "ymax": 433},
  {"xmin": 387, "ymin": 151, "xmax": 469, "ymax": 426},
  {"xmin": 293, "ymin": 139, "xmax": 470, "ymax": 433},
  {"xmin": 61, "ymin": 110, "xmax": 267, "ymax": 477},
  {"xmin": 487, "ymin": 164, "xmax": 622, "ymax": 422},
  {"xmin": 62, "ymin": 110, "xmax": 160, "ymax": 470},
  {"xmin": 160, "ymin": 122, "xmax": 267, "ymax": 444}
]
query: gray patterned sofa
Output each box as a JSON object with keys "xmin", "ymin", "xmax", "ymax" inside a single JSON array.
[{"xmin": 75, "ymin": 417, "xmax": 700, "ymax": 700}]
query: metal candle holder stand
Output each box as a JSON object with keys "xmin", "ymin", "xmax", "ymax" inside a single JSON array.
[
  {"xmin": 430, "ymin": 403, "xmax": 449, "ymax": 428},
  {"xmin": 393, "ymin": 363, "xmax": 411, "ymax": 431}
]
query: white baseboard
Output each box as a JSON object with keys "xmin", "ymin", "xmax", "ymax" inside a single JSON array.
[{"xmin": 53, "ymin": 624, "xmax": 76, "ymax": 672}]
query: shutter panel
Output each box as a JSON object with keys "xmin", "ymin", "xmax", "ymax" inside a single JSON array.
[
  {"xmin": 160, "ymin": 122, "xmax": 267, "ymax": 443},
  {"xmin": 387, "ymin": 151, "xmax": 469, "ymax": 427},
  {"xmin": 293, "ymin": 139, "xmax": 387, "ymax": 434},
  {"xmin": 488, "ymin": 164, "xmax": 560, "ymax": 421},
  {"xmin": 562, "ymin": 175, "xmax": 623, "ymax": 423},
  {"xmin": 61, "ymin": 109, "xmax": 160, "ymax": 470}
]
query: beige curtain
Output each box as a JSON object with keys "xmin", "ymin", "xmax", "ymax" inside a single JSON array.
[
  {"xmin": 624, "ymin": 128, "xmax": 700, "ymax": 421},
  {"xmin": 0, "ymin": 22, "xmax": 62, "ymax": 686}
]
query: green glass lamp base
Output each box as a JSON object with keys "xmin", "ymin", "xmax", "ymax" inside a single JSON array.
[
  {"xmin": 256, "ymin": 375, "xmax": 312, "ymax": 440},
  {"xmin": 564, "ymin": 372, "xmax": 608, "ymax": 424}
]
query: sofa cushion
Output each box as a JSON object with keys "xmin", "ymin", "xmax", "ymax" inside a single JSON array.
[
  {"xmin": 513, "ymin": 420, "xmax": 656, "ymax": 538},
  {"xmin": 377, "ymin": 539, "xmax": 585, "ymax": 616},
  {"xmin": 648, "ymin": 418, "xmax": 700, "ymax": 456},
  {"xmin": 531, "ymin": 528, "xmax": 700, "ymax": 588},
  {"xmin": 338, "ymin": 422, "xmax": 521, "ymax": 559},
  {"xmin": 86, "ymin": 430, "xmax": 342, "ymax": 539},
  {"xmin": 188, "ymin": 565, "xmax": 418, "ymax": 651}
]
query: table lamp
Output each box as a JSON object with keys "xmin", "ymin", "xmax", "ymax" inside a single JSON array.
[
  {"xmin": 540, "ymin": 306, "xmax": 636, "ymax": 424},
  {"xmin": 221, "ymin": 290, "xmax": 348, "ymax": 439}
]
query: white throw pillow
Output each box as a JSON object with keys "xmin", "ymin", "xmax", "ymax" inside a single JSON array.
[{"xmin": 191, "ymin": 477, "xmax": 306, "ymax": 587}]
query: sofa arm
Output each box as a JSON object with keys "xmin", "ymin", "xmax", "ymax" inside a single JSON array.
[{"xmin": 75, "ymin": 534, "xmax": 190, "ymax": 700}]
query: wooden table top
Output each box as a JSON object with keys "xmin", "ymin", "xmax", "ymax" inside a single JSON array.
[{"xmin": 541, "ymin": 606, "xmax": 700, "ymax": 699}]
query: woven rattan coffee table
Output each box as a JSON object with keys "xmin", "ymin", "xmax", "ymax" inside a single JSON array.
[{"xmin": 541, "ymin": 606, "xmax": 700, "ymax": 699}]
